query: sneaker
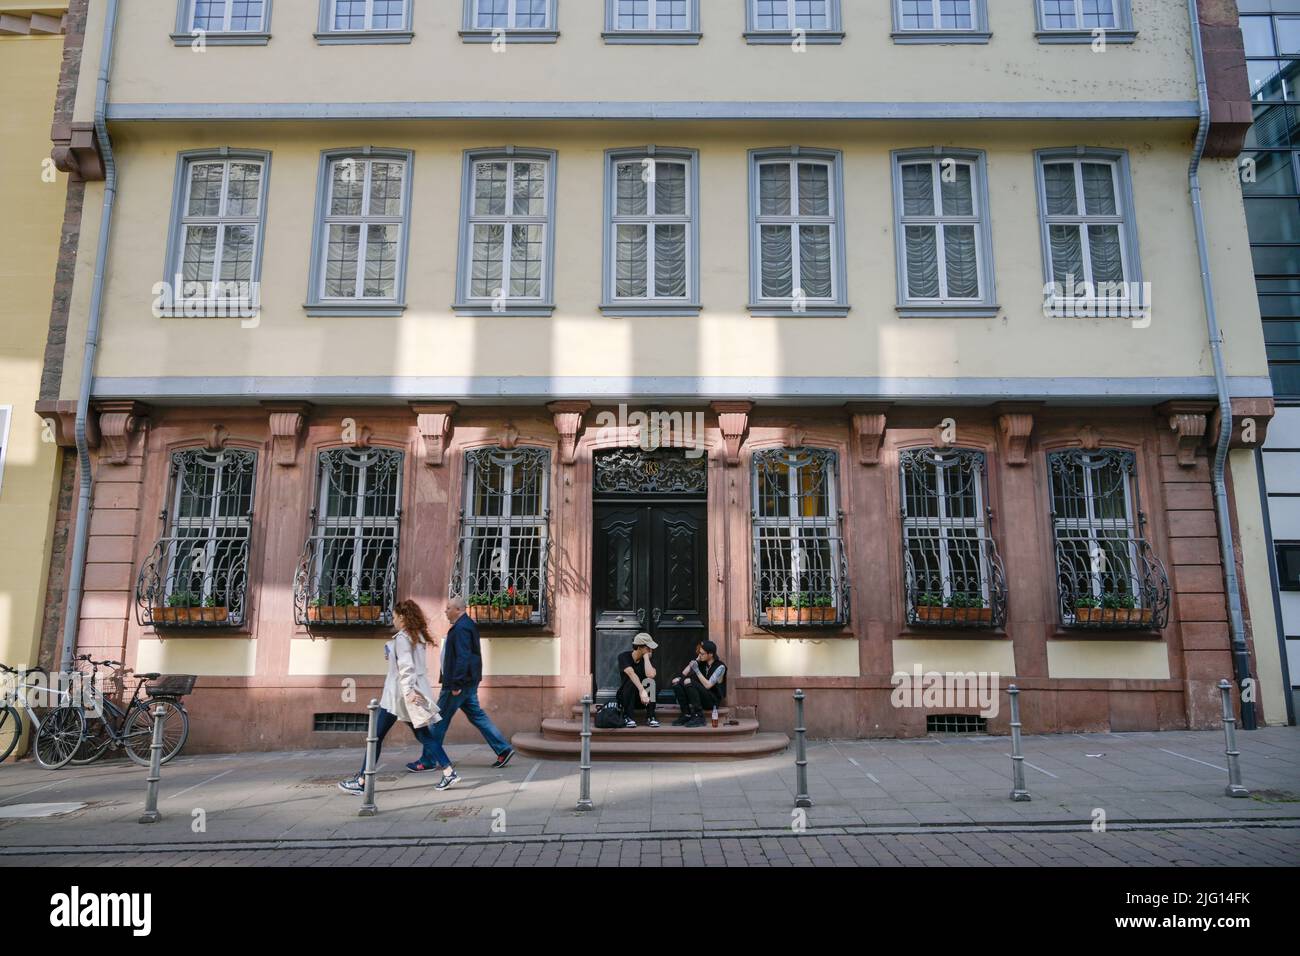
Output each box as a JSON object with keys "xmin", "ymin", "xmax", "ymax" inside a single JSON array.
[
  {"xmin": 684, "ymin": 715, "xmax": 707, "ymax": 728},
  {"xmin": 492, "ymin": 749, "xmax": 515, "ymax": 769},
  {"xmin": 435, "ymin": 771, "xmax": 461, "ymax": 791},
  {"xmin": 672, "ymin": 713, "xmax": 691, "ymax": 726},
  {"xmin": 406, "ymin": 760, "xmax": 440, "ymax": 773},
  {"xmin": 623, "ymin": 718, "xmax": 637, "ymax": 728},
  {"xmin": 647, "ymin": 716, "xmax": 661, "ymax": 728},
  {"xmin": 337, "ymin": 775, "xmax": 365, "ymax": 795}
]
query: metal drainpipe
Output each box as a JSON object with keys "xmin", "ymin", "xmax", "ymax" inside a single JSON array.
[
  {"xmin": 1186, "ymin": 0, "xmax": 1256, "ymax": 729},
  {"xmin": 59, "ymin": 0, "xmax": 121, "ymax": 673}
]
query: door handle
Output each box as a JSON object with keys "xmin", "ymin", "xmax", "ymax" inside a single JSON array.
[
  {"xmin": 652, "ymin": 608, "xmax": 662, "ymax": 624},
  {"xmin": 636, "ymin": 608, "xmax": 645, "ymax": 626}
]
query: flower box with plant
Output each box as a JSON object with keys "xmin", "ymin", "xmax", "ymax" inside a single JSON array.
[
  {"xmin": 307, "ymin": 586, "xmax": 382, "ymax": 623},
  {"xmin": 1073, "ymin": 591, "xmax": 1151, "ymax": 626},
  {"xmin": 467, "ymin": 588, "xmax": 535, "ymax": 624},
  {"xmin": 914, "ymin": 591, "xmax": 991, "ymax": 625},
  {"xmin": 765, "ymin": 593, "xmax": 826, "ymax": 624},
  {"xmin": 153, "ymin": 590, "xmax": 229, "ymax": 625},
  {"xmin": 808, "ymin": 594, "xmax": 837, "ymax": 622}
]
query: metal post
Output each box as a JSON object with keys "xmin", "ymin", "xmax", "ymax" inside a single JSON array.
[
  {"xmin": 1008, "ymin": 684, "xmax": 1031, "ymax": 802},
  {"xmin": 138, "ymin": 704, "xmax": 166, "ymax": 824},
  {"xmin": 576, "ymin": 694, "xmax": 593, "ymax": 811},
  {"xmin": 793, "ymin": 689, "xmax": 812, "ymax": 808},
  {"xmin": 358, "ymin": 698, "xmax": 380, "ymax": 817},
  {"xmin": 1218, "ymin": 679, "xmax": 1250, "ymax": 798}
]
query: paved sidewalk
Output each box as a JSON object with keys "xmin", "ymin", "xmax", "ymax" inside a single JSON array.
[{"xmin": 1, "ymin": 728, "xmax": 1297, "ymax": 853}]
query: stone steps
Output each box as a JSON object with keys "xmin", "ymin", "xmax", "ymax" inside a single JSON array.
[{"xmin": 510, "ymin": 730, "xmax": 790, "ymax": 762}]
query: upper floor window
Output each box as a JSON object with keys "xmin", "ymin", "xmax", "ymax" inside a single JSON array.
[
  {"xmin": 1035, "ymin": 148, "xmax": 1142, "ymax": 315},
  {"xmin": 316, "ymin": 0, "xmax": 413, "ymax": 44},
  {"xmin": 450, "ymin": 447, "xmax": 551, "ymax": 627},
  {"xmin": 602, "ymin": 148, "xmax": 700, "ymax": 316},
  {"xmin": 173, "ymin": 0, "xmax": 271, "ymax": 44},
  {"xmin": 462, "ymin": 0, "xmax": 559, "ymax": 42},
  {"xmin": 1048, "ymin": 448, "xmax": 1169, "ymax": 630},
  {"xmin": 306, "ymin": 150, "xmax": 412, "ymax": 316},
  {"xmin": 745, "ymin": 0, "xmax": 843, "ymax": 45},
  {"xmin": 604, "ymin": 0, "xmax": 700, "ymax": 43},
  {"xmin": 1242, "ymin": 11, "xmax": 1300, "ymax": 103},
  {"xmin": 891, "ymin": 0, "xmax": 990, "ymax": 44},
  {"xmin": 455, "ymin": 148, "xmax": 557, "ymax": 316},
  {"xmin": 751, "ymin": 447, "xmax": 848, "ymax": 628},
  {"xmin": 137, "ymin": 449, "xmax": 258, "ymax": 628},
  {"xmin": 891, "ymin": 149, "xmax": 998, "ymax": 316},
  {"xmin": 900, "ymin": 448, "xmax": 1006, "ymax": 628},
  {"xmin": 162, "ymin": 151, "xmax": 269, "ymax": 316},
  {"xmin": 748, "ymin": 149, "xmax": 848, "ymax": 317},
  {"xmin": 294, "ymin": 448, "xmax": 403, "ymax": 627},
  {"xmin": 1035, "ymin": 0, "xmax": 1134, "ymax": 44}
]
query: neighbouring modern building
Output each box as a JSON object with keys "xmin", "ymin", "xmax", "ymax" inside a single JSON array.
[
  {"xmin": 1239, "ymin": 0, "xmax": 1300, "ymax": 721},
  {"xmin": 33, "ymin": 0, "xmax": 1293, "ymax": 754},
  {"xmin": 0, "ymin": 1, "xmax": 72, "ymax": 757}
]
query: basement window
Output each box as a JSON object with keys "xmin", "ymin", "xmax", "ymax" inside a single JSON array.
[
  {"xmin": 313, "ymin": 713, "xmax": 369, "ymax": 733},
  {"xmin": 927, "ymin": 714, "xmax": 988, "ymax": 734}
]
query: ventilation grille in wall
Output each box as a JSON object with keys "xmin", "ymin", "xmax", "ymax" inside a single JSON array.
[
  {"xmin": 926, "ymin": 714, "xmax": 988, "ymax": 734},
  {"xmin": 313, "ymin": 712, "xmax": 369, "ymax": 733}
]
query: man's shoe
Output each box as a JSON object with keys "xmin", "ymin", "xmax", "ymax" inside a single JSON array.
[
  {"xmin": 435, "ymin": 771, "xmax": 461, "ymax": 791},
  {"xmin": 406, "ymin": 760, "xmax": 440, "ymax": 773},
  {"xmin": 492, "ymin": 749, "xmax": 515, "ymax": 769},
  {"xmin": 684, "ymin": 715, "xmax": 707, "ymax": 728},
  {"xmin": 623, "ymin": 718, "xmax": 637, "ymax": 728},
  {"xmin": 672, "ymin": 713, "xmax": 691, "ymax": 726},
  {"xmin": 647, "ymin": 716, "xmax": 661, "ymax": 728},
  {"xmin": 337, "ymin": 776, "xmax": 365, "ymax": 795}
]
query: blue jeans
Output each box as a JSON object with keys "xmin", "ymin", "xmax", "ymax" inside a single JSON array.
[
  {"xmin": 424, "ymin": 683, "xmax": 511, "ymax": 756},
  {"xmin": 357, "ymin": 707, "xmax": 451, "ymax": 776}
]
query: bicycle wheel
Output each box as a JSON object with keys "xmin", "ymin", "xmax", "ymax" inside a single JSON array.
[
  {"xmin": 33, "ymin": 706, "xmax": 86, "ymax": 770},
  {"xmin": 123, "ymin": 699, "xmax": 189, "ymax": 766},
  {"xmin": 68, "ymin": 714, "xmax": 111, "ymax": 765},
  {"xmin": 0, "ymin": 704, "xmax": 22, "ymax": 763}
]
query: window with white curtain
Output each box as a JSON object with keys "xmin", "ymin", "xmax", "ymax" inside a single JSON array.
[
  {"xmin": 748, "ymin": 149, "xmax": 848, "ymax": 316},
  {"xmin": 603, "ymin": 149, "xmax": 699, "ymax": 314},
  {"xmin": 306, "ymin": 150, "xmax": 412, "ymax": 315},
  {"xmin": 183, "ymin": 0, "xmax": 268, "ymax": 33},
  {"xmin": 892, "ymin": 0, "xmax": 990, "ymax": 42},
  {"xmin": 317, "ymin": 0, "xmax": 413, "ymax": 41},
  {"xmin": 603, "ymin": 0, "xmax": 700, "ymax": 41},
  {"xmin": 745, "ymin": 0, "xmax": 843, "ymax": 43},
  {"xmin": 891, "ymin": 150, "xmax": 997, "ymax": 315},
  {"xmin": 1035, "ymin": 0, "xmax": 1135, "ymax": 42},
  {"xmin": 463, "ymin": 0, "xmax": 559, "ymax": 40},
  {"xmin": 1035, "ymin": 149, "xmax": 1140, "ymax": 305},
  {"xmin": 455, "ymin": 149, "xmax": 557, "ymax": 315}
]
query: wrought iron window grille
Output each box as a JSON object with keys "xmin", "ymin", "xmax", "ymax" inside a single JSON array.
[
  {"xmin": 294, "ymin": 447, "xmax": 402, "ymax": 627},
  {"xmin": 900, "ymin": 448, "xmax": 1007, "ymax": 629},
  {"xmin": 1048, "ymin": 448, "xmax": 1170, "ymax": 630},
  {"xmin": 449, "ymin": 446, "xmax": 551, "ymax": 627},
  {"xmin": 137, "ymin": 448, "xmax": 256, "ymax": 628},
  {"xmin": 751, "ymin": 447, "xmax": 850, "ymax": 628}
]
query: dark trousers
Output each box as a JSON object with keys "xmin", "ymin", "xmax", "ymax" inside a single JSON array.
[
  {"xmin": 673, "ymin": 679, "xmax": 720, "ymax": 715},
  {"xmin": 617, "ymin": 679, "xmax": 656, "ymax": 720},
  {"xmin": 356, "ymin": 707, "xmax": 441, "ymax": 776}
]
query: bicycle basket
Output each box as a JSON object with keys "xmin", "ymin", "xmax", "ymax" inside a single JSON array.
[{"xmin": 146, "ymin": 674, "xmax": 197, "ymax": 698}]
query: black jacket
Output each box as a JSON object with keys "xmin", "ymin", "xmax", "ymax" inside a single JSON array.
[{"xmin": 441, "ymin": 613, "xmax": 483, "ymax": 690}]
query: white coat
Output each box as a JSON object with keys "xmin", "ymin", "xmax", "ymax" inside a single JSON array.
[{"xmin": 379, "ymin": 630, "xmax": 438, "ymax": 727}]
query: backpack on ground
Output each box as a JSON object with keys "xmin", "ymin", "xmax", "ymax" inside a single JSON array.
[{"xmin": 594, "ymin": 702, "xmax": 625, "ymax": 729}]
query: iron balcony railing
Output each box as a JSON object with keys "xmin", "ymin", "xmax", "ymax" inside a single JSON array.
[
  {"xmin": 293, "ymin": 531, "xmax": 398, "ymax": 627},
  {"xmin": 449, "ymin": 537, "xmax": 551, "ymax": 627},
  {"xmin": 1055, "ymin": 532, "xmax": 1171, "ymax": 630},
  {"xmin": 752, "ymin": 520, "xmax": 851, "ymax": 629},
  {"xmin": 136, "ymin": 533, "xmax": 250, "ymax": 628},
  {"xmin": 904, "ymin": 537, "xmax": 1008, "ymax": 629}
]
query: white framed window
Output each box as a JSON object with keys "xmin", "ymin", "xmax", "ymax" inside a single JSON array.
[
  {"xmin": 1035, "ymin": 0, "xmax": 1134, "ymax": 43},
  {"xmin": 744, "ymin": 0, "xmax": 843, "ymax": 44},
  {"xmin": 602, "ymin": 148, "xmax": 700, "ymax": 316},
  {"xmin": 748, "ymin": 148, "xmax": 848, "ymax": 317},
  {"xmin": 891, "ymin": 149, "xmax": 998, "ymax": 316},
  {"xmin": 316, "ymin": 0, "xmax": 413, "ymax": 43},
  {"xmin": 306, "ymin": 149, "xmax": 412, "ymax": 316},
  {"xmin": 1035, "ymin": 148, "xmax": 1142, "ymax": 312},
  {"xmin": 161, "ymin": 151, "xmax": 269, "ymax": 316},
  {"xmin": 455, "ymin": 148, "xmax": 557, "ymax": 315},
  {"xmin": 462, "ymin": 0, "xmax": 559, "ymax": 42},
  {"xmin": 891, "ymin": 0, "xmax": 990, "ymax": 43},
  {"xmin": 173, "ymin": 0, "xmax": 271, "ymax": 44},
  {"xmin": 604, "ymin": 0, "xmax": 700, "ymax": 43}
]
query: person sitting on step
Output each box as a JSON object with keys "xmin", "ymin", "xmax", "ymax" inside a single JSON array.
[
  {"xmin": 671, "ymin": 640, "xmax": 726, "ymax": 727},
  {"xmin": 616, "ymin": 632, "xmax": 660, "ymax": 728}
]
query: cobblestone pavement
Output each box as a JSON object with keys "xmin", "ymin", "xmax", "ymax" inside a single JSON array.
[{"xmin": 3, "ymin": 823, "xmax": 1297, "ymax": 867}]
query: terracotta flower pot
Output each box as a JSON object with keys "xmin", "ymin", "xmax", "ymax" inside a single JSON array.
[
  {"xmin": 807, "ymin": 606, "xmax": 836, "ymax": 622},
  {"xmin": 766, "ymin": 606, "xmax": 798, "ymax": 624},
  {"xmin": 1075, "ymin": 607, "xmax": 1152, "ymax": 626},
  {"xmin": 153, "ymin": 606, "xmax": 229, "ymax": 625},
  {"xmin": 307, "ymin": 605, "xmax": 381, "ymax": 623},
  {"xmin": 510, "ymin": 604, "xmax": 534, "ymax": 622},
  {"xmin": 917, "ymin": 605, "xmax": 991, "ymax": 625}
]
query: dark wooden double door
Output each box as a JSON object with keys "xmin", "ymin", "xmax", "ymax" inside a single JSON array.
[{"xmin": 593, "ymin": 502, "xmax": 708, "ymax": 702}]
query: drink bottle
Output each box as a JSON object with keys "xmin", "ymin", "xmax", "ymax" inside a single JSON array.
[{"xmin": 711, "ymin": 705, "xmax": 719, "ymax": 728}]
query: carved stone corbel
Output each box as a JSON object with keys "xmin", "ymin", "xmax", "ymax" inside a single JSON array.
[
  {"xmin": 94, "ymin": 401, "xmax": 148, "ymax": 465},
  {"xmin": 547, "ymin": 401, "xmax": 590, "ymax": 466},
  {"xmin": 711, "ymin": 401, "xmax": 753, "ymax": 466},
  {"xmin": 784, "ymin": 423, "xmax": 808, "ymax": 450},
  {"xmin": 845, "ymin": 403, "xmax": 889, "ymax": 465},
  {"xmin": 1157, "ymin": 401, "xmax": 1214, "ymax": 467},
  {"xmin": 410, "ymin": 402, "xmax": 458, "ymax": 466},
  {"xmin": 1078, "ymin": 424, "xmax": 1103, "ymax": 451},
  {"xmin": 263, "ymin": 402, "xmax": 312, "ymax": 467},
  {"xmin": 204, "ymin": 424, "xmax": 230, "ymax": 451},
  {"xmin": 995, "ymin": 403, "xmax": 1039, "ymax": 466}
]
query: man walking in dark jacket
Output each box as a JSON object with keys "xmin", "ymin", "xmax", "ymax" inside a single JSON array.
[{"xmin": 421, "ymin": 596, "xmax": 514, "ymax": 789}]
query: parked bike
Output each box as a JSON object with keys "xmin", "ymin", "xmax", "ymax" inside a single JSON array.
[
  {"xmin": 69, "ymin": 656, "xmax": 194, "ymax": 766},
  {"xmin": 0, "ymin": 663, "xmax": 88, "ymax": 769}
]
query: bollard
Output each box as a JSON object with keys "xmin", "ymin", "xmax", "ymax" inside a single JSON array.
[
  {"xmin": 1007, "ymin": 684, "xmax": 1031, "ymax": 802},
  {"xmin": 1218, "ymin": 679, "xmax": 1250, "ymax": 798},
  {"xmin": 138, "ymin": 704, "xmax": 166, "ymax": 824},
  {"xmin": 576, "ymin": 694, "xmax": 594, "ymax": 811},
  {"xmin": 793, "ymin": 689, "xmax": 812, "ymax": 808},
  {"xmin": 358, "ymin": 698, "xmax": 380, "ymax": 817}
]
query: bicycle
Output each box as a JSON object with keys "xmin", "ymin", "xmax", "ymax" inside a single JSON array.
[
  {"xmin": 0, "ymin": 663, "xmax": 88, "ymax": 769},
  {"xmin": 70, "ymin": 656, "xmax": 193, "ymax": 767}
]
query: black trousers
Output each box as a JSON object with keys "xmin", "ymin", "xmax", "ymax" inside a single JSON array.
[
  {"xmin": 673, "ymin": 679, "xmax": 720, "ymax": 714},
  {"xmin": 617, "ymin": 678, "xmax": 656, "ymax": 720}
]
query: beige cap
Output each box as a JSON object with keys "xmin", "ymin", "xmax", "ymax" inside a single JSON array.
[{"xmin": 632, "ymin": 632, "xmax": 658, "ymax": 649}]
